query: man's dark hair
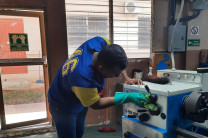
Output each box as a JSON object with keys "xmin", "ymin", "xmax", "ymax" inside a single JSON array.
[{"xmin": 97, "ymin": 44, "xmax": 128, "ymax": 70}]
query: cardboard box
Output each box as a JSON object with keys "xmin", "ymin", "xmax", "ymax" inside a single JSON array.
[
  {"xmin": 149, "ymin": 53, "xmax": 172, "ymax": 76},
  {"xmin": 200, "ymin": 49, "xmax": 208, "ymax": 64}
]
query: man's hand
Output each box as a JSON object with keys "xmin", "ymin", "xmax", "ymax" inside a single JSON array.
[
  {"xmin": 114, "ymin": 92, "xmax": 147, "ymax": 107},
  {"xmin": 125, "ymin": 78, "xmax": 144, "ymax": 85},
  {"xmin": 121, "ymin": 70, "xmax": 144, "ymax": 85}
]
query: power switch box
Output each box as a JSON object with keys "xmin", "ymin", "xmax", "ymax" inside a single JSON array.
[{"xmin": 168, "ymin": 25, "xmax": 186, "ymax": 52}]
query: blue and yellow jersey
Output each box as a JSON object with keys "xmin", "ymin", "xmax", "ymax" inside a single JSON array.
[{"xmin": 48, "ymin": 36, "xmax": 110, "ymax": 113}]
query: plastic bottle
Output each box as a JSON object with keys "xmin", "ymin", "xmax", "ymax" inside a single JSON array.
[{"xmin": 148, "ymin": 67, "xmax": 153, "ymax": 76}]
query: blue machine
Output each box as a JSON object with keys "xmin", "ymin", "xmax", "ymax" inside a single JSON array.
[{"xmin": 122, "ymin": 70, "xmax": 208, "ymax": 138}]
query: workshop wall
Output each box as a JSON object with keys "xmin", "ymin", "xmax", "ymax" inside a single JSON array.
[
  {"xmin": 152, "ymin": 0, "xmax": 186, "ymax": 71},
  {"xmin": 152, "ymin": 0, "xmax": 188, "ymax": 52},
  {"xmin": 186, "ymin": 10, "xmax": 208, "ymax": 70},
  {"xmin": 149, "ymin": 53, "xmax": 186, "ymax": 76},
  {"xmin": 152, "ymin": 0, "xmax": 169, "ymax": 52},
  {"xmin": 152, "ymin": 0, "xmax": 204, "ymax": 71},
  {"xmin": 152, "ymin": 0, "xmax": 208, "ymax": 70}
]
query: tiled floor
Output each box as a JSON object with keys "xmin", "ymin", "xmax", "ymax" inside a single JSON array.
[{"xmin": 21, "ymin": 124, "xmax": 122, "ymax": 138}]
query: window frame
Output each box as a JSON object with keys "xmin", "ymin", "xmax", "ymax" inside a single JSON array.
[{"xmin": 65, "ymin": 0, "xmax": 152, "ymax": 58}]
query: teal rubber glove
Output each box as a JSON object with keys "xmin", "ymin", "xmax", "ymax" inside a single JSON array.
[{"xmin": 114, "ymin": 92, "xmax": 148, "ymax": 107}]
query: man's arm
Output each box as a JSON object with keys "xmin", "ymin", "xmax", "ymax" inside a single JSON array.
[
  {"xmin": 72, "ymin": 86, "xmax": 115, "ymax": 109},
  {"xmin": 90, "ymin": 97, "xmax": 115, "ymax": 110},
  {"xmin": 90, "ymin": 70, "xmax": 145, "ymax": 110},
  {"xmin": 121, "ymin": 70, "xmax": 130, "ymax": 81},
  {"xmin": 121, "ymin": 70, "xmax": 144, "ymax": 85},
  {"xmin": 90, "ymin": 92, "xmax": 148, "ymax": 110}
]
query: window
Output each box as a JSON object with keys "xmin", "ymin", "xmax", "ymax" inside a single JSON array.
[
  {"xmin": 113, "ymin": 0, "xmax": 151, "ymax": 58},
  {"xmin": 65, "ymin": 0, "xmax": 109, "ymax": 56},
  {"xmin": 65, "ymin": 0, "xmax": 151, "ymax": 58},
  {"xmin": 66, "ymin": 15, "xmax": 108, "ymax": 55},
  {"xmin": 138, "ymin": 16, "xmax": 151, "ymax": 49}
]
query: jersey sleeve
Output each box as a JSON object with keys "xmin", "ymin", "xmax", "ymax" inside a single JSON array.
[
  {"xmin": 101, "ymin": 37, "xmax": 111, "ymax": 45},
  {"xmin": 68, "ymin": 71, "xmax": 102, "ymax": 107},
  {"xmin": 86, "ymin": 36, "xmax": 110, "ymax": 52},
  {"xmin": 72, "ymin": 86, "xmax": 100, "ymax": 107}
]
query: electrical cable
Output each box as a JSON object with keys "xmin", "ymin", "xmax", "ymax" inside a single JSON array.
[
  {"xmin": 178, "ymin": 9, "xmax": 201, "ymax": 22},
  {"xmin": 170, "ymin": 0, "xmax": 176, "ymax": 25},
  {"xmin": 174, "ymin": 0, "xmax": 201, "ymax": 23},
  {"xmin": 170, "ymin": 0, "xmax": 185, "ymax": 71}
]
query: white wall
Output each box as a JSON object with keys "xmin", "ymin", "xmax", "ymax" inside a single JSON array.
[{"xmin": 187, "ymin": 10, "xmax": 208, "ymax": 50}]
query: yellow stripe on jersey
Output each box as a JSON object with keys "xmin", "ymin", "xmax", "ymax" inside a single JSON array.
[
  {"xmin": 72, "ymin": 86, "xmax": 100, "ymax": 107},
  {"xmin": 101, "ymin": 37, "xmax": 111, "ymax": 46}
]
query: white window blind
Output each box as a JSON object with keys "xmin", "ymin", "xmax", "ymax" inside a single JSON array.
[
  {"xmin": 65, "ymin": 0, "xmax": 151, "ymax": 58},
  {"xmin": 113, "ymin": 0, "xmax": 151, "ymax": 58},
  {"xmin": 65, "ymin": 0, "xmax": 109, "ymax": 56}
]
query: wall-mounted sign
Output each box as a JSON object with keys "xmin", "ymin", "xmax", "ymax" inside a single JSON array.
[
  {"xmin": 188, "ymin": 39, "xmax": 200, "ymax": 47},
  {"xmin": 9, "ymin": 33, "xmax": 29, "ymax": 51},
  {"xmin": 190, "ymin": 26, "xmax": 199, "ymax": 36}
]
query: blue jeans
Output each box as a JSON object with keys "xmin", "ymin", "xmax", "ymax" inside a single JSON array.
[{"xmin": 49, "ymin": 104, "xmax": 88, "ymax": 138}]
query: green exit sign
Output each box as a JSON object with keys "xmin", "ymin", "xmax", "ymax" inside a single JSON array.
[
  {"xmin": 188, "ymin": 39, "xmax": 200, "ymax": 47},
  {"xmin": 9, "ymin": 33, "xmax": 29, "ymax": 51}
]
